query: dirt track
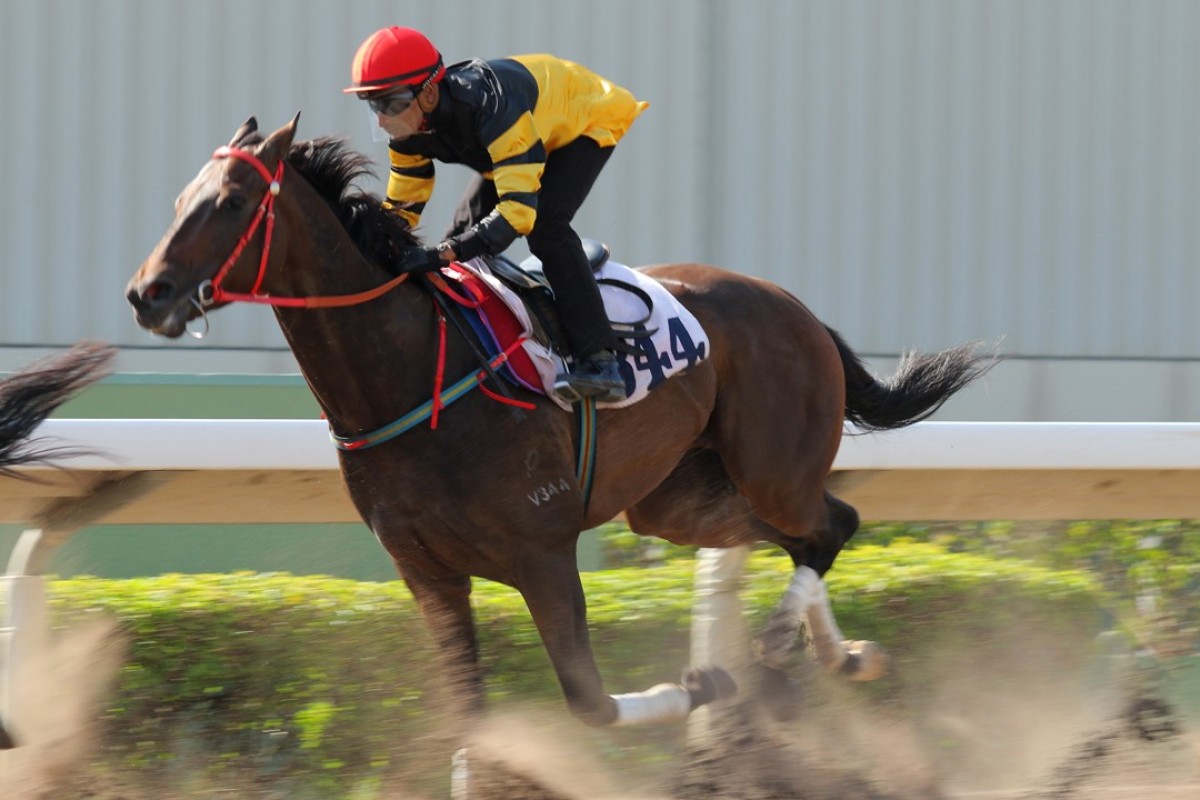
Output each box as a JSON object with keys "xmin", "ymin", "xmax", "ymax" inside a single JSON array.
[
  {"xmin": 447, "ymin": 646, "xmax": 1200, "ymax": 800},
  {"xmin": 444, "ymin": 686, "xmax": 1199, "ymax": 800},
  {"xmin": 1, "ymin": 619, "xmax": 1196, "ymax": 799},
  {"xmin": 954, "ymin": 792, "xmax": 1200, "ymax": 799}
]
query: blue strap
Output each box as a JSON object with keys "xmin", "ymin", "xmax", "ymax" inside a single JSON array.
[
  {"xmin": 330, "ymin": 371, "xmax": 483, "ymax": 451},
  {"xmin": 332, "ymin": 372, "xmax": 598, "ymax": 515}
]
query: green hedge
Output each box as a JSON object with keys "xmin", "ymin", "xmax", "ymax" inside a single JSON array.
[
  {"xmin": 43, "ymin": 543, "xmax": 1110, "ymax": 798},
  {"xmin": 604, "ymin": 518, "xmax": 1200, "ymax": 656},
  {"xmin": 859, "ymin": 519, "xmax": 1200, "ymax": 656}
]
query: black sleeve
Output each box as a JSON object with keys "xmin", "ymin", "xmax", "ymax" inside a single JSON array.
[{"xmin": 449, "ymin": 209, "xmax": 520, "ymax": 260}]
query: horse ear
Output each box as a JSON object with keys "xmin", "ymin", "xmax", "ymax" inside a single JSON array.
[
  {"xmin": 260, "ymin": 113, "xmax": 300, "ymax": 161},
  {"xmin": 230, "ymin": 116, "xmax": 258, "ymax": 147}
]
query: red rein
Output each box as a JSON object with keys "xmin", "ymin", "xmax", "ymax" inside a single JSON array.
[{"xmin": 205, "ymin": 146, "xmax": 534, "ymax": 431}]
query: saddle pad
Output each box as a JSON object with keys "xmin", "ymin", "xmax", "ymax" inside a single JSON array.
[
  {"xmin": 458, "ymin": 257, "xmax": 710, "ymax": 411},
  {"xmin": 438, "ymin": 263, "xmax": 544, "ymax": 392}
]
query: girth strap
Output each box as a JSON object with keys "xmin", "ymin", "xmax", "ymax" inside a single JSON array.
[{"xmin": 331, "ymin": 375, "xmax": 599, "ymax": 511}]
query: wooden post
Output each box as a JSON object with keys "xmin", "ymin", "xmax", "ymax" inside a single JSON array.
[{"xmin": 1, "ymin": 529, "xmax": 49, "ymax": 762}]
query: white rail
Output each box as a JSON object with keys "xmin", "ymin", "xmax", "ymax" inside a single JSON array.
[{"xmin": 30, "ymin": 419, "xmax": 1200, "ymax": 472}]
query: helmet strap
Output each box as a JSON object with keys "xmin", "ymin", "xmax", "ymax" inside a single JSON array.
[{"xmin": 415, "ymin": 82, "xmax": 439, "ymax": 131}]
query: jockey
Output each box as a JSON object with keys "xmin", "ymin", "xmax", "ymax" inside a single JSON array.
[{"xmin": 344, "ymin": 26, "xmax": 649, "ymax": 404}]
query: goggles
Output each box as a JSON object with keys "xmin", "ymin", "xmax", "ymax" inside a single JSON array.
[{"xmin": 361, "ymin": 88, "xmax": 416, "ymax": 116}]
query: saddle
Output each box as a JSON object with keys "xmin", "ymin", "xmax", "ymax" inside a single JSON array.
[
  {"xmin": 429, "ymin": 245, "xmax": 710, "ymax": 411},
  {"xmin": 483, "ymin": 239, "xmax": 652, "ymax": 359},
  {"xmin": 487, "ymin": 238, "xmax": 612, "ymax": 292}
]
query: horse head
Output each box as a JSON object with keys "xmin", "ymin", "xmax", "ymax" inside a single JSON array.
[{"xmin": 126, "ymin": 115, "xmax": 299, "ymax": 338}]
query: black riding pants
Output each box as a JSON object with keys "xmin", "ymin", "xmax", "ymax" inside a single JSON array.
[{"xmin": 445, "ymin": 137, "xmax": 617, "ymax": 360}]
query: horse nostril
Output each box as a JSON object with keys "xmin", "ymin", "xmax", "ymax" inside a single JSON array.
[
  {"xmin": 125, "ymin": 284, "xmax": 145, "ymax": 310},
  {"xmin": 132, "ymin": 279, "xmax": 176, "ymax": 308}
]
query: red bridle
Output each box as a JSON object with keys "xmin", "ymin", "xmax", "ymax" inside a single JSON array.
[{"xmin": 200, "ymin": 145, "xmax": 409, "ymax": 310}]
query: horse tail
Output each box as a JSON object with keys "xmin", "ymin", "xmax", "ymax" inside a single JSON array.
[
  {"xmin": 0, "ymin": 341, "xmax": 115, "ymax": 474},
  {"xmin": 827, "ymin": 326, "xmax": 994, "ymax": 432}
]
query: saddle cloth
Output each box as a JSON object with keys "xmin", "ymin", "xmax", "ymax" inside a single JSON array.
[{"xmin": 443, "ymin": 257, "xmax": 710, "ymax": 411}]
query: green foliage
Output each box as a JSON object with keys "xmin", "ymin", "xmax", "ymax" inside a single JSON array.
[
  {"xmin": 591, "ymin": 519, "xmax": 695, "ymax": 567},
  {"xmin": 47, "ymin": 544, "xmax": 1109, "ymax": 797},
  {"xmin": 51, "ymin": 573, "xmax": 441, "ymax": 796},
  {"xmin": 597, "ymin": 514, "xmax": 1199, "ymax": 652},
  {"xmin": 851, "ymin": 519, "xmax": 1200, "ymax": 655}
]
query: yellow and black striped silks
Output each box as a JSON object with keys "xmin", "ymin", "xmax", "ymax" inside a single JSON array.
[{"xmin": 384, "ymin": 54, "xmax": 648, "ymax": 244}]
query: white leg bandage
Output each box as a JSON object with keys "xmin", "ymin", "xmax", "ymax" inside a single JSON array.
[
  {"xmin": 690, "ymin": 546, "xmax": 752, "ymax": 678},
  {"xmin": 767, "ymin": 566, "xmax": 887, "ymax": 680},
  {"xmin": 611, "ymin": 683, "xmax": 692, "ymax": 726},
  {"xmin": 771, "ymin": 566, "xmax": 847, "ymax": 672},
  {"xmin": 689, "ymin": 546, "xmax": 752, "ymax": 744},
  {"xmin": 778, "ymin": 564, "xmax": 823, "ymax": 616},
  {"xmin": 450, "ymin": 748, "xmax": 470, "ymax": 800},
  {"xmin": 795, "ymin": 567, "xmax": 850, "ymax": 672}
]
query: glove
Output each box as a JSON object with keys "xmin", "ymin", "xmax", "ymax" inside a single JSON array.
[
  {"xmin": 424, "ymin": 245, "xmax": 447, "ymax": 267},
  {"xmin": 395, "ymin": 244, "xmax": 445, "ymax": 274}
]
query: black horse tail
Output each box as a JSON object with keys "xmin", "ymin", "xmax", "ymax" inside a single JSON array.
[
  {"xmin": 827, "ymin": 326, "xmax": 994, "ymax": 432},
  {"xmin": 0, "ymin": 341, "xmax": 115, "ymax": 475}
]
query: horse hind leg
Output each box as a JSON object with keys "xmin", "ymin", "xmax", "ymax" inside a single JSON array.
[
  {"xmin": 758, "ymin": 492, "xmax": 889, "ymax": 682},
  {"xmin": 629, "ymin": 450, "xmax": 886, "ymax": 685},
  {"xmin": 759, "ymin": 566, "xmax": 889, "ymax": 682}
]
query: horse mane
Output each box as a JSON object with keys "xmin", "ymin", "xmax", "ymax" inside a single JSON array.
[{"xmin": 285, "ymin": 136, "xmax": 422, "ymax": 269}]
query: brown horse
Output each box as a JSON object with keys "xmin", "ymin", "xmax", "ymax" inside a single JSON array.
[
  {"xmin": 0, "ymin": 340, "xmax": 115, "ymax": 749},
  {"xmin": 126, "ymin": 116, "xmax": 989, "ymax": 730}
]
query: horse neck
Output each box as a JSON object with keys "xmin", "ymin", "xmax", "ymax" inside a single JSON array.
[{"xmin": 268, "ymin": 187, "xmax": 460, "ymax": 435}]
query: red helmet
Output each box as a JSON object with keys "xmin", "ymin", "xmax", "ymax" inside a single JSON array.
[{"xmin": 343, "ymin": 27, "xmax": 446, "ymax": 94}]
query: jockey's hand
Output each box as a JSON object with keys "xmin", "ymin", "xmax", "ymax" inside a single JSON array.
[
  {"xmin": 396, "ymin": 245, "xmax": 445, "ymax": 274},
  {"xmin": 419, "ymin": 242, "xmax": 457, "ymax": 266}
]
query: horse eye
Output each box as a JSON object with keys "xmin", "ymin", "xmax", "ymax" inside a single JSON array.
[{"xmin": 221, "ymin": 194, "xmax": 247, "ymax": 213}]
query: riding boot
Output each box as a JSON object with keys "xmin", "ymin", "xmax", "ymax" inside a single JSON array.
[{"xmin": 554, "ymin": 350, "xmax": 626, "ymax": 404}]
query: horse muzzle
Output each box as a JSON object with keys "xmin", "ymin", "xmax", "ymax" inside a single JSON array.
[{"xmin": 125, "ymin": 271, "xmax": 197, "ymax": 338}]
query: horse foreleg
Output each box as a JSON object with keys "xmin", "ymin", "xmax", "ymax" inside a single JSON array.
[
  {"xmin": 399, "ymin": 569, "xmax": 486, "ymax": 720},
  {"xmin": 517, "ymin": 549, "xmax": 735, "ymax": 728}
]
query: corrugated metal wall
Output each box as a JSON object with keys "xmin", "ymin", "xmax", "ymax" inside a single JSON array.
[{"xmin": 2, "ymin": 0, "xmax": 1198, "ymax": 364}]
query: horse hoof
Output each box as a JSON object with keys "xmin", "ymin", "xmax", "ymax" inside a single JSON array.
[
  {"xmin": 839, "ymin": 640, "xmax": 889, "ymax": 681},
  {"xmin": 682, "ymin": 666, "xmax": 738, "ymax": 709},
  {"xmin": 758, "ymin": 665, "xmax": 804, "ymax": 722}
]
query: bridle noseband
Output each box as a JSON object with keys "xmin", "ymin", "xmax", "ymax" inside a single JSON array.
[
  {"xmin": 194, "ymin": 144, "xmax": 410, "ymax": 324},
  {"xmin": 201, "ymin": 145, "xmax": 285, "ymax": 310}
]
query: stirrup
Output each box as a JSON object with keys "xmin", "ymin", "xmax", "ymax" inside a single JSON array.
[
  {"xmin": 552, "ymin": 378, "xmax": 586, "ymax": 405},
  {"xmin": 552, "ymin": 375, "xmax": 626, "ymax": 405},
  {"xmin": 554, "ymin": 381, "xmax": 625, "ymax": 405}
]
